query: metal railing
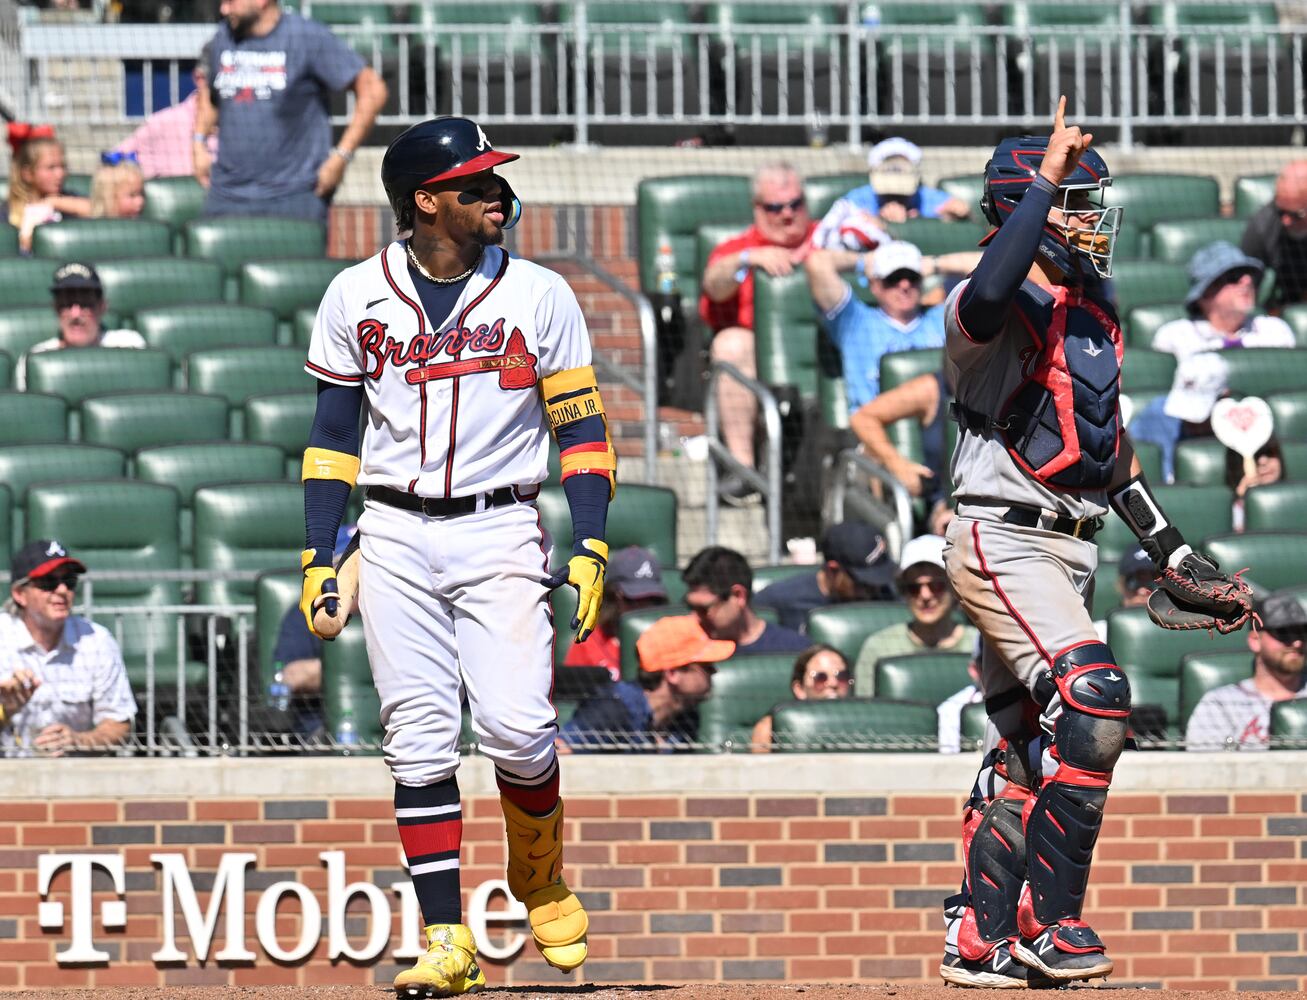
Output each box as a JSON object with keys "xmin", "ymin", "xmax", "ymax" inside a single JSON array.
[{"xmin": 824, "ymin": 446, "xmax": 914, "ymax": 563}]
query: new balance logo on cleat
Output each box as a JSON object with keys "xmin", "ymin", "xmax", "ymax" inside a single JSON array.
[
  {"xmin": 1011, "ymin": 924, "xmax": 1114, "ymax": 982},
  {"xmin": 939, "ymin": 942, "xmax": 1030, "ymax": 989}
]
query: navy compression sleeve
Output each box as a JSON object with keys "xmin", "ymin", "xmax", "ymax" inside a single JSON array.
[
  {"xmin": 957, "ymin": 174, "xmax": 1058, "ymax": 342},
  {"xmin": 304, "ymin": 381, "xmax": 364, "ymax": 561},
  {"xmin": 561, "ymin": 473, "xmax": 610, "ymax": 555}
]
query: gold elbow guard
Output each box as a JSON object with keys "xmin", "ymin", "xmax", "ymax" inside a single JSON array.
[
  {"xmin": 302, "ymin": 447, "xmax": 360, "ymax": 486},
  {"xmin": 541, "ymin": 364, "xmax": 605, "ymax": 429}
]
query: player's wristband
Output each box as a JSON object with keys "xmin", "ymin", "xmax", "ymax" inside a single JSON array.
[{"xmin": 1108, "ymin": 475, "xmax": 1191, "ymax": 571}]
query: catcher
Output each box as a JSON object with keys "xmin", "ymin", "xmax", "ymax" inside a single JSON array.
[{"xmin": 937, "ymin": 97, "xmax": 1253, "ymax": 989}]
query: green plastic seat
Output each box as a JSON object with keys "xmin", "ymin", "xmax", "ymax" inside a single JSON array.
[
  {"xmin": 804, "ymin": 602, "xmax": 912, "ymax": 670},
  {"xmin": 873, "ymin": 652, "xmax": 973, "ymax": 707},
  {"xmin": 938, "ymin": 175, "xmax": 986, "ymax": 216},
  {"xmin": 294, "ymin": 307, "xmax": 316, "ymax": 346},
  {"xmin": 550, "ymin": 583, "xmax": 579, "ymax": 668},
  {"xmin": 323, "ymin": 631, "xmax": 384, "ymax": 746},
  {"xmin": 1131, "ymin": 439, "xmax": 1164, "ymax": 485},
  {"xmin": 771, "ymin": 697, "xmax": 937, "ymax": 752},
  {"xmin": 0, "ymin": 351, "xmax": 10, "ymax": 390},
  {"xmin": 1243, "ymin": 483, "xmax": 1307, "ymax": 533},
  {"xmin": 136, "ymin": 305, "xmax": 279, "ymax": 363},
  {"xmin": 1120, "ymin": 349, "xmax": 1176, "ymax": 395},
  {"xmin": 805, "ymin": 173, "xmax": 866, "ymax": 220},
  {"xmin": 536, "ymin": 483, "xmax": 677, "ymax": 570},
  {"xmin": 1103, "ymin": 175, "xmax": 1221, "ymax": 230},
  {"xmin": 1096, "ymin": 484, "xmax": 1232, "ymax": 565},
  {"xmin": 1127, "ymin": 304, "xmax": 1187, "ymax": 349},
  {"xmin": 256, "ymin": 569, "xmax": 303, "ymax": 690},
  {"xmin": 1179, "ymin": 651, "xmax": 1252, "ymax": 730},
  {"xmin": 959, "ymin": 699, "xmax": 987, "ymax": 750},
  {"xmin": 1090, "ymin": 561, "xmax": 1124, "ymax": 620},
  {"xmin": 1270, "ymin": 699, "xmax": 1307, "ymax": 747},
  {"xmin": 0, "ymin": 391, "xmax": 66, "ymax": 445},
  {"xmin": 80, "ymin": 391, "xmax": 228, "ymax": 452},
  {"xmin": 1203, "ymin": 532, "xmax": 1307, "ymax": 594},
  {"xmin": 25, "ymin": 347, "xmax": 173, "ymax": 405},
  {"xmin": 186, "ymin": 346, "xmax": 312, "ymax": 406},
  {"xmin": 1278, "ymin": 307, "xmax": 1307, "ymax": 349},
  {"xmin": 0, "ymin": 306, "xmax": 59, "ymax": 359},
  {"xmin": 1147, "ymin": 219, "xmax": 1248, "ymax": 265},
  {"xmin": 0, "ymin": 258, "xmax": 60, "ymax": 307},
  {"xmin": 635, "ymin": 175, "xmax": 752, "ymax": 308},
  {"xmin": 880, "ymin": 348, "xmax": 942, "ymax": 396},
  {"xmin": 183, "ymin": 217, "xmax": 328, "ymax": 280},
  {"xmin": 194, "ymin": 482, "xmax": 304, "ymax": 607},
  {"xmin": 0, "ymin": 223, "xmax": 17, "ymax": 256},
  {"xmin": 1234, "ymin": 174, "xmax": 1276, "ymax": 220},
  {"xmin": 95, "ymin": 258, "xmax": 225, "ymax": 320},
  {"xmin": 698, "ymin": 652, "xmax": 798, "ymax": 749},
  {"xmin": 1129, "ymin": 672, "xmax": 1179, "ymax": 736},
  {"xmin": 1221, "ymin": 348, "xmax": 1307, "ymax": 398},
  {"xmin": 142, "ymin": 176, "xmax": 206, "ymax": 232},
  {"xmin": 617, "ymin": 606, "xmax": 689, "ymax": 682},
  {"xmin": 1106, "ymin": 606, "xmax": 1250, "ymax": 679},
  {"xmin": 1173, "ymin": 438, "xmax": 1228, "ymax": 487},
  {"xmin": 244, "ymin": 392, "xmax": 315, "ymax": 464},
  {"xmin": 1267, "ymin": 389, "xmax": 1307, "ymax": 438},
  {"xmin": 239, "ymin": 258, "xmax": 354, "ymax": 323},
  {"xmin": 1110, "ymin": 261, "xmax": 1190, "ymax": 317},
  {"xmin": 31, "ymin": 218, "xmax": 171, "ymax": 262},
  {"xmin": 63, "ymin": 173, "xmax": 92, "ymax": 198},
  {"xmin": 0, "ymin": 485, "xmax": 10, "ymax": 567},
  {"xmin": 750, "ymin": 269, "xmax": 820, "ymax": 401},
  {"xmin": 884, "ymin": 219, "xmax": 989, "ymax": 256}
]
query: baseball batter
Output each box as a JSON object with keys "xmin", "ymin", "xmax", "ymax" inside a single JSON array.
[
  {"xmin": 938, "ymin": 99, "xmax": 1252, "ymax": 988},
  {"xmin": 300, "ymin": 117, "xmax": 616, "ymax": 996}
]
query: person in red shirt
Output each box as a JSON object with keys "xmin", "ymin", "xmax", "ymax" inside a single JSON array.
[
  {"xmin": 700, "ymin": 163, "xmax": 817, "ymax": 503},
  {"xmin": 563, "ymin": 545, "xmax": 668, "ymax": 679}
]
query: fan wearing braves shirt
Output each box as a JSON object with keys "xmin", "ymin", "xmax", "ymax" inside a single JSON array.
[
  {"xmin": 299, "ymin": 117, "xmax": 616, "ymax": 996},
  {"xmin": 937, "ymin": 98, "xmax": 1247, "ymax": 988}
]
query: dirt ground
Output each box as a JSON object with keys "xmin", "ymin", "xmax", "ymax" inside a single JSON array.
[{"xmin": 0, "ymin": 987, "xmax": 1282, "ymax": 999}]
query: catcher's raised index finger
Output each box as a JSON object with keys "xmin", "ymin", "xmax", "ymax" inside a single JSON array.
[{"xmin": 1053, "ymin": 94, "xmax": 1066, "ymax": 132}]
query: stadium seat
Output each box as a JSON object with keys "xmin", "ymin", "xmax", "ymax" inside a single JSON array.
[
  {"xmin": 194, "ymin": 482, "xmax": 304, "ymax": 607},
  {"xmin": 873, "ymin": 652, "xmax": 972, "ymax": 707},
  {"xmin": 958, "ymin": 699, "xmax": 987, "ymax": 750},
  {"xmin": 31, "ymin": 218, "xmax": 171, "ymax": 262},
  {"xmin": 1221, "ymin": 348, "xmax": 1307, "ymax": 398},
  {"xmin": 256, "ymin": 569, "xmax": 303, "ymax": 689},
  {"xmin": 136, "ymin": 305, "xmax": 279, "ymax": 363},
  {"xmin": 1179, "ymin": 651, "xmax": 1252, "ymax": 731},
  {"xmin": 1242, "ymin": 483, "xmax": 1307, "ymax": 533},
  {"xmin": 244, "ymin": 392, "xmax": 315, "ymax": 471},
  {"xmin": 185, "ymin": 346, "xmax": 312, "ymax": 406},
  {"xmin": 752, "ymin": 270, "xmax": 820, "ymax": 400},
  {"xmin": 0, "ymin": 485, "xmax": 9, "ymax": 566},
  {"xmin": 183, "ymin": 217, "xmax": 328, "ymax": 282},
  {"xmin": 1268, "ymin": 388, "xmax": 1307, "ymax": 437},
  {"xmin": 142, "ymin": 176, "xmax": 206, "ymax": 233},
  {"xmin": 0, "ymin": 391, "xmax": 66, "ymax": 445},
  {"xmin": 1234, "ymin": 174, "xmax": 1276, "ymax": 220},
  {"xmin": 617, "ymin": 606, "xmax": 688, "ymax": 681},
  {"xmin": 294, "ymin": 307, "xmax": 316, "ymax": 346},
  {"xmin": 1119, "ymin": 349, "xmax": 1176, "ymax": 395},
  {"xmin": 0, "ymin": 223, "xmax": 17, "ymax": 256},
  {"xmin": 64, "ymin": 173, "xmax": 92, "ymax": 198},
  {"xmin": 1270, "ymin": 699, "xmax": 1307, "ymax": 746},
  {"xmin": 1129, "ymin": 672, "xmax": 1179, "ymax": 737},
  {"xmin": 1173, "ymin": 438, "xmax": 1228, "ymax": 487},
  {"xmin": 1146, "ymin": 218, "xmax": 1248, "ymax": 265},
  {"xmin": 1278, "ymin": 307, "xmax": 1307, "ymax": 349},
  {"xmin": 1090, "ymin": 560, "xmax": 1123, "ymax": 620},
  {"xmin": 771, "ymin": 697, "xmax": 937, "ymax": 752},
  {"xmin": 95, "ymin": 258, "xmax": 225, "ymax": 320},
  {"xmin": 0, "ymin": 351, "xmax": 10, "ymax": 390},
  {"xmin": 25, "ymin": 347, "xmax": 173, "ymax": 406},
  {"xmin": 1126, "ymin": 304, "xmax": 1187, "ymax": 348},
  {"xmin": 80, "ymin": 391, "xmax": 228, "ymax": 453},
  {"xmin": 0, "ymin": 258, "xmax": 60, "ymax": 307},
  {"xmin": 938, "ymin": 175, "xmax": 986, "ymax": 216},
  {"xmin": 880, "ymin": 348, "xmax": 942, "ymax": 396},
  {"xmin": 0, "ymin": 444, "xmax": 124, "ymax": 543},
  {"xmin": 884, "ymin": 219, "xmax": 989, "ymax": 256},
  {"xmin": 805, "ymin": 173, "xmax": 866, "ymax": 219},
  {"xmin": 1106, "ymin": 606, "xmax": 1249, "ymax": 679},
  {"xmin": 324, "ymin": 631, "xmax": 384, "ymax": 746},
  {"xmin": 0, "ymin": 306, "xmax": 59, "ymax": 359},
  {"xmin": 550, "ymin": 583, "xmax": 579, "ymax": 668},
  {"xmin": 239, "ymin": 258, "xmax": 354, "ymax": 323},
  {"xmin": 1131, "ymin": 439, "xmax": 1164, "ymax": 484},
  {"xmin": 1104, "ymin": 175, "xmax": 1221, "ymax": 230},
  {"xmin": 1109, "ymin": 261, "xmax": 1190, "ymax": 317},
  {"xmin": 805, "ymin": 602, "xmax": 912, "ymax": 670},
  {"xmin": 536, "ymin": 483, "xmax": 677, "ymax": 569},
  {"xmin": 1202, "ymin": 532, "xmax": 1307, "ymax": 594},
  {"xmin": 1095, "ymin": 484, "xmax": 1232, "ymax": 564},
  {"xmin": 698, "ymin": 652, "xmax": 796, "ymax": 749}
]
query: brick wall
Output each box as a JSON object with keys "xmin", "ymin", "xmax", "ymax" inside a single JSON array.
[{"xmin": 3, "ymin": 756, "xmax": 1306, "ymax": 990}]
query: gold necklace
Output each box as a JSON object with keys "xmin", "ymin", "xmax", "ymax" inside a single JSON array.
[{"xmin": 406, "ymin": 241, "xmax": 482, "ymax": 285}]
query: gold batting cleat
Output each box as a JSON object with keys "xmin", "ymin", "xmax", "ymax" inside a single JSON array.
[
  {"xmin": 393, "ymin": 923, "xmax": 486, "ymax": 997},
  {"xmin": 501, "ymin": 795, "xmax": 589, "ymax": 973}
]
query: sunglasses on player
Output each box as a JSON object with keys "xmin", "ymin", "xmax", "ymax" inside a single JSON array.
[{"xmin": 756, "ymin": 196, "xmax": 805, "ymax": 215}]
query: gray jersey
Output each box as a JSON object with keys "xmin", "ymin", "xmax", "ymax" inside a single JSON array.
[
  {"xmin": 944, "ymin": 279, "xmax": 1111, "ymax": 520},
  {"xmin": 1184, "ymin": 679, "xmax": 1277, "ymax": 751}
]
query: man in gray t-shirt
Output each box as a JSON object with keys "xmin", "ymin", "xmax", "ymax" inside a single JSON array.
[
  {"xmin": 1185, "ymin": 591, "xmax": 1307, "ymax": 751},
  {"xmin": 194, "ymin": 0, "xmax": 387, "ymax": 222}
]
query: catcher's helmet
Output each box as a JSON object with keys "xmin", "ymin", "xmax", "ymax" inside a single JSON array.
[
  {"xmin": 381, "ymin": 116, "xmax": 522, "ymax": 229},
  {"xmin": 980, "ymin": 135, "xmax": 1120, "ymax": 280}
]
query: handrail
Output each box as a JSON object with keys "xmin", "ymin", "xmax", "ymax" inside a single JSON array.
[
  {"xmin": 704, "ymin": 359, "xmax": 783, "ymax": 565},
  {"xmin": 827, "ymin": 447, "xmax": 915, "ymax": 563}
]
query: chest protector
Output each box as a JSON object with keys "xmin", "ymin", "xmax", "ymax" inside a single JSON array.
[{"xmin": 1000, "ymin": 283, "xmax": 1122, "ymax": 491}]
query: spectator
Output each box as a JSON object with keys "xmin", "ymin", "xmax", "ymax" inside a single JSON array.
[
  {"xmin": 683, "ymin": 546, "xmax": 809, "ymax": 653},
  {"xmin": 563, "ymin": 545, "xmax": 669, "ymax": 680},
  {"xmin": 0, "ymin": 539, "xmax": 137, "ymax": 756},
  {"xmin": 114, "ymin": 44, "xmax": 218, "ymax": 179},
  {"xmin": 89, "ymin": 152, "xmax": 145, "ymax": 219},
  {"xmin": 194, "ymin": 0, "xmax": 388, "ymax": 222},
  {"xmin": 1241, "ymin": 159, "xmax": 1307, "ymax": 308},
  {"xmin": 754, "ymin": 522, "xmax": 896, "ymax": 633},
  {"xmin": 853, "ymin": 533, "xmax": 978, "ymax": 692},
  {"xmin": 749, "ymin": 644, "xmax": 853, "ymax": 752},
  {"xmin": 17, "ymin": 262, "xmax": 146, "ymax": 390},
  {"xmin": 6, "ymin": 124, "xmax": 90, "ymax": 252},
  {"xmin": 1116, "ymin": 547, "xmax": 1158, "ymax": 610},
  {"xmin": 937, "ymin": 637, "xmax": 983, "ymax": 754},
  {"xmin": 822, "ymin": 137, "xmax": 970, "ymax": 227},
  {"xmin": 805, "ymin": 240, "xmax": 946, "ymax": 416},
  {"xmin": 1226, "ymin": 433, "xmax": 1285, "ymax": 532},
  {"xmin": 700, "ymin": 162, "xmax": 817, "ymax": 503},
  {"xmin": 557, "ymin": 615, "xmax": 731, "ymax": 753},
  {"xmin": 1128, "ymin": 351, "xmax": 1229, "ymax": 483},
  {"xmin": 1185, "ymin": 591, "xmax": 1307, "ymax": 751},
  {"xmin": 1152, "ymin": 242, "xmax": 1294, "ymax": 360}
]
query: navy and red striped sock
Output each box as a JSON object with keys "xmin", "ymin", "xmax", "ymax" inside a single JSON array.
[
  {"xmin": 495, "ymin": 757, "xmax": 560, "ymax": 817},
  {"xmin": 395, "ymin": 777, "xmax": 462, "ymax": 926}
]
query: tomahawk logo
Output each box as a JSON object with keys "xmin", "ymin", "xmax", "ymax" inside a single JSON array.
[{"xmin": 474, "ymin": 124, "xmax": 491, "ymax": 151}]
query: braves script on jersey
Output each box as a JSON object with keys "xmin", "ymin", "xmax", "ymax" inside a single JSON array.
[{"xmin": 306, "ymin": 242, "xmax": 591, "ymax": 498}]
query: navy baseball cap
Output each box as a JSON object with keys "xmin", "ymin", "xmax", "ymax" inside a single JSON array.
[
  {"xmin": 1117, "ymin": 547, "xmax": 1154, "ymax": 581},
  {"xmin": 50, "ymin": 261, "xmax": 102, "ymax": 294},
  {"xmin": 821, "ymin": 521, "xmax": 895, "ymax": 588},
  {"xmin": 11, "ymin": 539, "xmax": 86, "ymax": 582},
  {"xmin": 1256, "ymin": 591, "xmax": 1307, "ymax": 630},
  {"xmin": 608, "ymin": 546, "xmax": 666, "ymax": 601}
]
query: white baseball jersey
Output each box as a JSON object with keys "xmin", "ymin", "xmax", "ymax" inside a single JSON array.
[{"xmin": 306, "ymin": 242, "xmax": 592, "ymax": 498}]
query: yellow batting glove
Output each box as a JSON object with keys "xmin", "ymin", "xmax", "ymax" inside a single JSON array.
[
  {"xmin": 300, "ymin": 549, "xmax": 338, "ymax": 638},
  {"xmin": 544, "ymin": 538, "xmax": 608, "ymax": 643}
]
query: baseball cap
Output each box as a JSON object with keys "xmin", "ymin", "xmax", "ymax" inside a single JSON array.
[
  {"xmin": 1117, "ymin": 547, "xmax": 1154, "ymax": 581},
  {"xmin": 898, "ymin": 533, "xmax": 947, "ymax": 576},
  {"xmin": 608, "ymin": 545, "xmax": 667, "ymax": 601},
  {"xmin": 821, "ymin": 521, "xmax": 895, "ymax": 588},
  {"xmin": 1256, "ymin": 591, "xmax": 1307, "ymax": 630},
  {"xmin": 49, "ymin": 262, "xmax": 102, "ymax": 295},
  {"xmin": 10, "ymin": 538, "xmax": 86, "ymax": 583},
  {"xmin": 636, "ymin": 615, "xmax": 735, "ymax": 673},
  {"xmin": 871, "ymin": 240, "xmax": 924, "ymax": 280},
  {"xmin": 1163, "ymin": 352, "xmax": 1229, "ymax": 424},
  {"xmin": 1184, "ymin": 241, "xmax": 1263, "ymax": 307},
  {"xmin": 868, "ymin": 137, "xmax": 923, "ymax": 197},
  {"xmin": 868, "ymin": 137, "xmax": 923, "ymax": 168}
]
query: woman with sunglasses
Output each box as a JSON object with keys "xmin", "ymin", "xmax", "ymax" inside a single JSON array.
[{"xmin": 749, "ymin": 644, "xmax": 852, "ymax": 752}]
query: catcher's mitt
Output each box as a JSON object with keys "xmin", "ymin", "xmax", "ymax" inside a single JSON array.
[{"xmin": 1146, "ymin": 551, "xmax": 1255, "ymax": 634}]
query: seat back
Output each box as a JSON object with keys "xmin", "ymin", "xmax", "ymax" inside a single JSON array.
[
  {"xmin": 0, "ymin": 259, "xmax": 59, "ymax": 307},
  {"xmin": 95, "ymin": 258, "xmax": 225, "ymax": 320},
  {"xmin": 1126, "ymin": 303, "xmax": 1186, "ymax": 348},
  {"xmin": 0, "ymin": 391, "xmax": 66, "ymax": 445},
  {"xmin": 698, "ymin": 652, "xmax": 798, "ymax": 749},
  {"xmin": 1147, "ymin": 218, "xmax": 1248, "ymax": 264},
  {"xmin": 1173, "ymin": 438, "xmax": 1228, "ymax": 486},
  {"xmin": 186, "ymin": 346, "xmax": 312, "ymax": 405},
  {"xmin": 31, "ymin": 218, "xmax": 171, "ymax": 261},
  {"xmin": 0, "ymin": 222, "xmax": 16, "ymax": 255},
  {"xmin": 323, "ymin": 627, "xmax": 384, "ymax": 744},
  {"xmin": 1120, "ymin": 349, "xmax": 1177, "ymax": 394},
  {"xmin": 535, "ymin": 484, "xmax": 677, "ymax": 569},
  {"xmin": 244, "ymin": 392, "xmax": 315, "ymax": 467},
  {"xmin": 959, "ymin": 699, "xmax": 987, "ymax": 749},
  {"xmin": 880, "ymin": 348, "xmax": 942, "ymax": 395},
  {"xmin": 1129, "ymin": 672, "xmax": 1179, "ymax": 736},
  {"xmin": 80, "ymin": 391, "xmax": 228, "ymax": 452},
  {"xmin": 239, "ymin": 258, "xmax": 355, "ymax": 322},
  {"xmin": 635, "ymin": 175, "xmax": 752, "ymax": 296},
  {"xmin": 753, "ymin": 270, "xmax": 819, "ymax": 398},
  {"xmin": 805, "ymin": 601, "xmax": 912, "ymax": 668},
  {"xmin": 136, "ymin": 305, "xmax": 279, "ymax": 363},
  {"xmin": 142, "ymin": 176, "xmax": 206, "ymax": 231},
  {"xmin": 1103, "ymin": 175, "xmax": 1221, "ymax": 229},
  {"xmin": 256, "ymin": 569, "xmax": 304, "ymax": 690},
  {"xmin": 1221, "ymin": 348, "xmax": 1307, "ymax": 397},
  {"xmin": 25, "ymin": 347, "xmax": 173, "ymax": 405},
  {"xmin": 183, "ymin": 217, "xmax": 328, "ymax": 279},
  {"xmin": 1234, "ymin": 174, "xmax": 1276, "ymax": 220},
  {"xmin": 938, "ymin": 174, "xmax": 986, "ymax": 215},
  {"xmin": 1270, "ymin": 699, "xmax": 1307, "ymax": 746},
  {"xmin": 1109, "ymin": 261, "xmax": 1190, "ymax": 316},
  {"xmin": 1106, "ymin": 606, "xmax": 1248, "ymax": 678},
  {"xmin": 617, "ymin": 606, "xmax": 690, "ymax": 681},
  {"xmin": 1276, "ymin": 309, "xmax": 1307, "ymax": 349},
  {"xmin": 1179, "ymin": 651, "xmax": 1252, "ymax": 731},
  {"xmin": 1243, "ymin": 482, "xmax": 1307, "ymax": 533},
  {"xmin": 805, "ymin": 173, "xmax": 866, "ymax": 219},
  {"xmin": 884, "ymin": 218, "xmax": 989, "ymax": 256},
  {"xmin": 873, "ymin": 652, "xmax": 973, "ymax": 706},
  {"xmin": 194, "ymin": 482, "xmax": 304, "ymax": 607},
  {"xmin": 0, "ymin": 306, "xmax": 60, "ymax": 359},
  {"xmin": 1202, "ymin": 531, "xmax": 1307, "ymax": 594},
  {"xmin": 0, "ymin": 444, "xmax": 125, "ymax": 550},
  {"xmin": 0, "ymin": 485, "xmax": 10, "ymax": 568},
  {"xmin": 771, "ymin": 697, "xmax": 937, "ymax": 751}
]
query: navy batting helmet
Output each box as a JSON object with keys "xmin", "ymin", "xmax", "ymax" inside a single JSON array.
[
  {"xmin": 381, "ymin": 116, "xmax": 522, "ymax": 230},
  {"xmin": 980, "ymin": 135, "xmax": 1121, "ymax": 280}
]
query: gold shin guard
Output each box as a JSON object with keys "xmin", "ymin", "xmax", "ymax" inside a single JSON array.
[{"xmin": 501, "ymin": 795, "xmax": 589, "ymax": 972}]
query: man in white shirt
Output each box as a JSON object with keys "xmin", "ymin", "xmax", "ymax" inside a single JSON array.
[
  {"xmin": 17, "ymin": 262, "xmax": 145, "ymax": 389},
  {"xmin": 1152, "ymin": 241, "xmax": 1295, "ymax": 361},
  {"xmin": 1185, "ymin": 590, "xmax": 1307, "ymax": 751},
  {"xmin": 1, "ymin": 539, "xmax": 137, "ymax": 755}
]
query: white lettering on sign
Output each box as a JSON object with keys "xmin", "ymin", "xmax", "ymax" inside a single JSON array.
[{"xmin": 38, "ymin": 852, "xmax": 529, "ymax": 967}]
